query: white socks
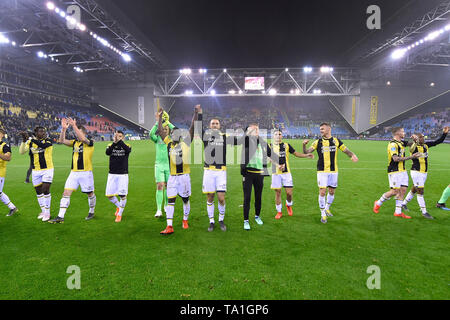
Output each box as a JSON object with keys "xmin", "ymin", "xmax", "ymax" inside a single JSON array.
[
  {"xmin": 319, "ymin": 195, "xmax": 326, "ymax": 217},
  {"xmin": 403, "ymin": 191, "xmax": 415, "ymax": 205},
  {"xmin": 43, "ymin": 194, "xmax": 51, "ymax": 215},
  {"xmin": 395, "ymin": 200, "xmax": 402, "ymax": 214},
  {"xmin": 118, "ymin": 197, "xmax": 127, "ymax": 216},
  {"xmin": 166, "ymin": 203, "xmax": 174, "ymax": 226},
  {"xmin": 109, "ymin": 197, "xmax": 120, "ymax": 208},
  {"xmin": 207, "ymin": 202, "xmax": 214, "ymax": 223},
  {"xmin": 276, "ymin": 203, "xmax": 282, "ymax": 213},
  {"xmin": 286, "ymin": 200, "xmax": 293, "ymax": 207},
  {"xmin": 1, "ymin": 192, "xmax": 15, "ymax": 210},
  {"xmin": 58, "ymin": 196, "xmax": 70, "ymax": 218},
  {"xmin": 183, "ymin": 200, "xmax": 190, "ymax": 221},
  {"xmin": 88, "ymin": 194, "xmax": 96, "ymax": 214},
  {"xmin": 325, "ymin": 194, "xmax": 334, "ymax": 210},
  {"xmin": 417, "ymin": 194, "xmax": 427, "ymax": 214},
  {"xmin": 377, "ymin": 194, "xmax": 391, "ymax": 206},
  {"xmin": 218, "ymin": 203, "xmax": 225, "ymax": 222},
  {"xmin": 37, "ymin": 194, "xmax": 45, "ymax": 212}
]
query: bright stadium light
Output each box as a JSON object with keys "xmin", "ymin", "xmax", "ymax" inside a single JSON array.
[
  {"xmin": 320, "ymin": 66, "xmax": 333, "ymax": 73},
  {"xmin": 210, "ymin": 89, "xmax": 216, "ymax": 95},
  {"xmin": 313, "ymin": 89, "xmax": 322, "ymax": 94},
  {"xmin": 122, "ymin": 53, "xmax": 131, "ymax": 62},
  {"xmin": 430, "ymin": 82, "xmax": 435, "ymax": 87},
  {"xmin": 386, "ymin": 81, "xmax": 391, "ymax": 86},
  {"xmin": 391, "ymin": 48, "xmax": 406, "ymax": 60},
  {"xmin": 78, "ymin": 24, "xmax": 86, "ymax": 32},
  {"xmin": 185, "ymin": 90, "xmax": 193, "ymax": 95},
  {"xmin": 228, "ymin": 89, "xmax": 235, "ymax": 95},
  {"xmin": 46, "ymin": 2, "xmax": 55, "ymax": 10},
  {"xmin": 238, "ymin": 90, "xmax": 243, "ymax": 94},
  {"xmin": 0, "ymin": 34, "xmax": 9, "ymax": 44},
  {"xmin": 223, "ymin": 69, "xmax": 227, "ymax": 73},
  {"xmin": 289, "ymin": 89, "xmax": 294, "ymax": 94},
  {"xmin": 11, "ymin": 41, "xmax": 16, "ymax": 46},
  {"xmin": 59, "ymin": 11, "xmax": 66, "ymax": 18},
  {"xmin": 303, "ymin": 66, "xmax": 312, "ymax": 73},
  {"xmin": 269, "ymin": 89, "xmax": 277, "ymax": 95},
  {"xmin": 285, "ymin": 68, "xmax": 289, "ymax": 72},
  {"xmin": 37, "ymin": 51, "xmax": 45, "ymax": 58}
]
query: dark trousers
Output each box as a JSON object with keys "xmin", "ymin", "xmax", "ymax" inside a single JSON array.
[
  {"xmin": 242, "ymin": 173, "xmax": 264, "ymax": 221},
  {"xmin": 25, "ymin": 161, "xmax": 32, "ymax": 182}
]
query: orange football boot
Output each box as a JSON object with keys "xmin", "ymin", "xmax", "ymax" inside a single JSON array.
[
  {"xmin": 286, "ymin": 205, "xmax": 293, "ymax": 216},
  {"xmin": 373, "ymin": 201, "xmax": 381, "ymax": 214},
  {"xmin": 160, "ymin": 226, "xmax": 174, "ymax": 235},
  {"xmin": 182, "ymin": 220, "xmax": 189, "ymax": 229},
  {"xmin": 275, "ymin": 212, "xmax": 282, "ymax": 219}
]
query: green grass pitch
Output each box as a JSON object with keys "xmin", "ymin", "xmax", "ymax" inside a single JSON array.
[{"xmin": 0, "ymin": 139, "xmax": 448, "ymax": 300}]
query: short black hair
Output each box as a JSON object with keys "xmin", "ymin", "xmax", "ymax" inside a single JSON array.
[
  {"xmin": 34, "ymin": 126, "xmax": 45, "ymax": 133},
  {"xmin": 116, "ymin": 130, "xmax": 124, "ymax": 135}
]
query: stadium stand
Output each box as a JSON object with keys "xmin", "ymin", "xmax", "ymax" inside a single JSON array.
[{"xmin": 0, "ymin": 93, "xmax": 146, "ymax": 145}]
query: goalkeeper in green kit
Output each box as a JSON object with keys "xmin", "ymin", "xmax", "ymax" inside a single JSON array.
[{"xmin": 150, "ymin": 108, "xmax": 174, "ymax": 218}]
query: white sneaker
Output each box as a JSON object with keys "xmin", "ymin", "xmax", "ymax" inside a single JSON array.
[
  {"xmin": 37, "ymin": 212, "xmax": 44, "ymax": 220},
  {"xmin": 41, "ymin": 214, "xmax": 51, "ymax": 222},
  {"xmin": 155, "ymin": 210, "xmax": 162, "ymax": 218}
]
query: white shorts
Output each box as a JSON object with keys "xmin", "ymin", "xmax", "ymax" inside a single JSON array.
[
  {"xmin": 271, "ymin": 173, "xmax": 294, "ymax": 189},
  {"xmin": 32, "ymin": 169, "xmax": 54, "ymax": 187},
  {"xmin": 202, "ymin": 169, "xmax": 227, "ymax": 193},
  {"xmin": 388, "ymin": 171, "xmax": 409, "ymax": 189},
  {"xmin": 410, "ymin": 171, "xmax": 427, "ymax": 188},
  {"xmin": 0, "ymin": 177, "xmax": 5, "ymax": 193},
  {"xmin": 105, "ymin": 174, "xmax": 129, "ymax": 196},
  {"xmin": 317, "ymin": 172, "xmax": 338, "ymax": 188},
  {"xmin": 167, "ymin": 174, "xmax": 191, "ymax": 198},
  {"xmin": 65, "ymin": 171, "xmax": 95, "ymax": 193}
]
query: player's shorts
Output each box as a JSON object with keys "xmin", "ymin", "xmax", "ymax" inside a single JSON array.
[
  {"xmin": 0, "ymin": 177, "xmax": 5, "ymax": 193},
  {"xmin": 271, "ymin": 173, "xmax": 293, "ymax": 189},
  {"xmin": 317, "ymin": 172, "xmax": 338, "ymax": 188},
  {"xmin": 64, "ymin": 171, "xmax": 95, "ymax": 193},
  {"xmin": 410, "ymin": 170, "xmax": 427, "ymax": 188},
  {"xmin": 202, "ymin": 169, "xmax": 227, "ymax": 193},
  {"xmin": 32, "ymin": 168, "xmax": 54, "ymax": 187},
  {"xmin": 388, "ymin": 171, "xmax": 409, "ymax": 189},
  {"xmin": 167, "ymin": 174, "xmax": 191, "ymax": 198},
  {"xmin": 155, "ymin": 163, "xmax": 170, "ymax": 183},
  {"xmin": 105, "ymin": 174, "xmax": 129, "ymax": 196}
]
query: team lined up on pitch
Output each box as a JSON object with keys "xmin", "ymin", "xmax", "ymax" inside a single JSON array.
[{"xmin": 0, "ymin": 107, "xmax": 448, "ymax": 232}]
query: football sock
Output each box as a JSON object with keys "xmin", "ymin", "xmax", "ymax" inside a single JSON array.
[
  {"xmin": 395, "ymin": 200, "xmax": 402, "ymax": 214},
  {"xmin": 319, "ymin": 195, "xmax": 326, "ymax": 217},
  {"xmin": 438, "ymin": 186, "xmax": 450, "ymax": 204},
  {"xmin": 118, "ymin": 197, "xmax": 127, "ymax": 216},
  {"xmin": 163, "ymin": 189, "xmax": 168, "ymax": 208},
  {"xmin": 37, "ymin": 193, "xmax": 45, "ymax": 212},
  {"xmin": 417, "ymin": 194, "xmax": 427, "ymax": 214},
  {"xmin": 88, "ymin": 194, "xmax": 96, "ymax": 214},
  {"xmin": 325, "ymin": 193, "xmax": 334, "ymax": 210},
  {"xmin": 44, "ymin": 194, "xmax": 51, "ymax": 215},
  {"xmin": 183, "ymin": 200, "xmax": 190, "ymax": 221},
  {"xmin": 166, "ymin": 203, "xmax": 174, "ymax": 226},
  {"xmin": 109, "ymin": 197, "xmax": 120, "ymax": 208},
  {"xmin": 156, "ymin": 189, "xmax": 163, "ymax": 211},
  {"xmin": 286, "ymin": 200, "xmax": 293, "ymax": 207},
  {"xmin": 377, "ymin": 194, "xmax": 390, "ymax": 206},
  {"xmin": 1, "ymin": 192, "xmax": 15, "ymax": 209},
  {"xmin": 58, "ymin": 196, "xmax": 70, "ymax": 218},
  {"xmin": 276, "ymin": 203, "xmax": 282, "ymax": 212},
  {"xmin": 207, "ymin": 201, "xmax": 215, "ymax": 223},
  {"xmin": 403, "ymin": 191, "xmax": 415, "ymax": 204},
  {"xmin": 218, "ymin": 202, "xmax": 225, "ymax": 222}
]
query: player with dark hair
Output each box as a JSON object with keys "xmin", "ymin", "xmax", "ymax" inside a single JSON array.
[
  {"xmin": 0, "ymin": 128, "xmax": 18, "ymax": 216},
  {"xmin": 106, "ymin": 130, "xmax": 132, "ymax": 223},
  {"xmin": 49, "ymin": 118, "xmax": 96, "ymax": 224},
  {"xmin": 19, "ymin": 126, "xmax": 54, "ymax": 221},
  {"xmin": 373, "ymin": 127, "xmax": 419, "ymax": 219},
  {"xmin": 303, "ymin": 122, "xmax": 358, "ymax": 224},
  {"xmin": 401, "ymin": 126, "xmax": 448, "ymax": 219}
]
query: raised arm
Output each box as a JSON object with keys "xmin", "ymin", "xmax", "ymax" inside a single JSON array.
[
  {"xmin": 68, "ymin": 118, "xmax": 90, "ymax": 145},
  {"xmin": 19, "ymin": 132, "xmax": 30, "ymax": 155},
  {"xmin": 59, "ymin": 118, "xmax": 73, "ymax": 147},
  {"xmin": 302, "ymin": 139, "xmax": 316, "ymax": 154},
  {"xmin": 157, "ymin": 109, "xmax": 168, "ymax": 141},
  {"xmin": 427, "ymin": 126, "xmax": 449, "ymax": 147},
  {"xmin": 189, "ymin": 104, "xmax": 201, "ymax": 141},
  {"xmin": 149, "ymin": 122, "xmax": 159, "ymax": 143}
]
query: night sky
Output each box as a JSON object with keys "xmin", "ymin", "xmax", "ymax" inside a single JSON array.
[{"xmin": 112, "ymin": 0, "xmax": 414, "ymax": 68}]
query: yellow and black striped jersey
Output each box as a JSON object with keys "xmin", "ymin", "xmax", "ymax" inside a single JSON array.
[
  {"xmin": 311, "ymin": 137, "xmax": 347, "ymax": 172},
  {"xmin": 387, "ymin": 140, "xmax": 407, "ymax": 173},
  {"xmin": 164, "ymin": 136, "xmax": 190, "ymax": 175},
  {"xmin": 27, "ymin": 138, "xmax": 54, "ymax": 171},
  {"xmin": 268, "ymin": 142, "xmax": 296, "ymax": 174},
  {"xmin": 410, "ymin": 132, "xmax": 447, "ymax": 173},
  {"xmin": 0, "ymin": 142, "xmax": 11, "ymax": 177},
  {"xmin": 70, "ymin": 139, "xmax": 94, "ymax": 172}
]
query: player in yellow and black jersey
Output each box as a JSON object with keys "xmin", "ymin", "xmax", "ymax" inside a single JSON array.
[
  {"xmin": 157, "ymin": 106, "xmax": 198, "ymax": 235},
  {"xmin": 303, "ymin": 123, "xmax": 358, "ymax": 224},
  {"xmin": 19, "ymin": 126, "xmax": 54, "ymax": 221},
  {"xmin": 268, "ymin": 129, "xmax": 313, "ymax": 220},
  {"xmin": 0, "ymin": 128, "xmax": 18, "ymax": 216},
  {"xmin": 49, "ymin": 118, "xmax": 96, "ymax": 224},
  {"xmin": 373, "ymin": 127, "xmax": 420, "ymax": 219},
  {"xmin": 401, "ymin": 126, "xmax": 449, "ymax": 219}
]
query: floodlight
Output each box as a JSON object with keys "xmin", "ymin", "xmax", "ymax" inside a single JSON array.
[{"xmin": 46, "ymin": 2, "xmax": 55, "ymax": 10}]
